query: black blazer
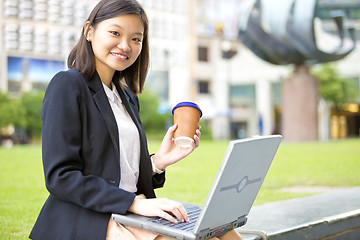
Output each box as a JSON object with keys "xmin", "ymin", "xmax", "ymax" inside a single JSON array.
[{"xmin": 30, "ymin": 68, "xmax": 165, "ymax": 240}]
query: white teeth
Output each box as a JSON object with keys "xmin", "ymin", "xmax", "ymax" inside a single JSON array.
[{"xmin": 112, "ymin": 53, "xmax": 128, "ymax": 59}]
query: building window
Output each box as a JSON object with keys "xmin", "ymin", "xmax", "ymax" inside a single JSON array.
[
  {"xmin": 198, "ymin": 46, "xmax": 209, "ymax": 62},
  {"xmin": 19, "ymin": 0, "xmax": 33, "ymax": 19},
  {"xmin": 229, "ymin": 84, "xmax": 256, "ymax": 107},
  {"xmin": 271, "ymin": 82, "xmax": 282, "ymax": 107},
  {"xmin": 48, "ymin": 31, "xmax": 62, "ymax": 54},
  {"xmin": 4, "ymin": 0, "xmax": 18, "ymax": 17},
  {"xmin": 348, "ymin": 8, "xmax": 360, "ymax": 19},
  {"xmin": 48, "ymin": 0, "xmax": 61, "ymax": 23},
  {"xmin": 34, "ymin": 28, "xmax": 48, "ymax": 53},
  {"xmin": 19, "ymin": 26, "xmax": 33, "ymax": 51},
  {"xmin": 146, "ymin": 70, "xmax": 169, "ymax": 101},
  {"xmin": 198, "ymin": 80, "xmax": 210, "ymax": 94},
  {"xmin": 4, "ymin": 24, "xmax": 19, "ymax": 50},
  {"xmin": 34, "ymin": 0, "xmax": 47, "ymax": 21}
]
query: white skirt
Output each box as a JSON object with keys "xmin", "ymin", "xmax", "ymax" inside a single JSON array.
[{"xmin": 106, "ymin": 217, "xmax": 158, "ymax": 240}]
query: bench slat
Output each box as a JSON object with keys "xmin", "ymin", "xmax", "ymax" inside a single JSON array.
[{"xmin": 238, "ymin": 187, "xmax": 360, "ymax": 240}]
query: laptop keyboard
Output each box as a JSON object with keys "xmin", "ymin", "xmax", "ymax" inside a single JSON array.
[{"xmin": 149, "ymin": 206, "xmax": 201, "ymax": 231}]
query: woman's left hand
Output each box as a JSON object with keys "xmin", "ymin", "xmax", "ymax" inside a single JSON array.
[{"xmin": 152, "ymin": 124, "xmax": 201, "ymax": 171}]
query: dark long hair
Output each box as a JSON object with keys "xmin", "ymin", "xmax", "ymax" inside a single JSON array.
[{"xmin": 67, "ymin": 0, "xmax": 150, "ymax": 95}]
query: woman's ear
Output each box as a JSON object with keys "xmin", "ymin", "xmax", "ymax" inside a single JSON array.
[{"xmin": 84, "ymin": 21, "xmax": 93, "ymax": 41}]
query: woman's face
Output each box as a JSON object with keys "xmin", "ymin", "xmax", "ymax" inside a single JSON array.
[{"xmin": 87, "ymin": 14, "xmax": 144, "ymax": 81}]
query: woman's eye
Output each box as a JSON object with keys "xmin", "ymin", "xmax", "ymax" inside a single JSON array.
[
  {"xmin": 133, "ymin": 38, "xmax": 142, "ymax": 43},
  {"xmin": 111, "ymin": 31, "xmax": 120, "ymax": 36}
]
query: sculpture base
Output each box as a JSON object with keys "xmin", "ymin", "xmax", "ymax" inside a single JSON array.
[{"xmin": 282, "ymin": 65, "xmax": 318, "ymax": 142}]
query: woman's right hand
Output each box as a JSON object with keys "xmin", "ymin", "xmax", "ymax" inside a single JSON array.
[
  {"xmin": 128, "ymin": 195, "xmax": 189, "ymax": 224},
  {"xmin": 152, "ymin": 124, "xmax": 201, "ymax": 171}
]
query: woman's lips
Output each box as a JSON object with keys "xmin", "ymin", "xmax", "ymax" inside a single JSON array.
[{"xmin": 110, "ymin": 52, "xmax": 129, "ymax": 60}]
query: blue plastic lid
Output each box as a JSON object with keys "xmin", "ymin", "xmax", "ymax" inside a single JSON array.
[{"xmin": 172, "ymin": 102, "xmax": 202, "ymax": 118}]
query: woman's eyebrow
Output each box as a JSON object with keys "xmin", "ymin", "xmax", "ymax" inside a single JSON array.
[{"xmin": 109, "ymin": 24, "xmax": 144, "ymax": 36}]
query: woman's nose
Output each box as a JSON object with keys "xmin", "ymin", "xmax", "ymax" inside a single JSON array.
[{"xmin": 117, "ymin": 39, "xmax": 131, "ymax": 52}]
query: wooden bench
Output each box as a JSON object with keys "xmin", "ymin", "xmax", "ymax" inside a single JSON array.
[{"xmin": 236, "ymin": 187, "xmax": 360, "ymax": 240}]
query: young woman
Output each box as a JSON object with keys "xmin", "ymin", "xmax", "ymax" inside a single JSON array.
[{"xmin": 30, "ymin": 0, "xmax": 242, "ymax": 239}]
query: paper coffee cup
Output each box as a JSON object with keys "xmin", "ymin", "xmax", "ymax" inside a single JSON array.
[{"xmin": 172, "ymin": 102, "xmax": 202, "ymax": 148}]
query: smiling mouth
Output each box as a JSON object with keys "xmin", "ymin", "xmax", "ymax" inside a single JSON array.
[{"xmin": 111, "ymin": 52, "xmax": 129, "ymax": 60}]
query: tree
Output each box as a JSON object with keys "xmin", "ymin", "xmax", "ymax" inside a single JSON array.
[
  {"xmin": 312, "ymin": 63, "xmax": 357, "ymax": 108},
  {"xmin": 20, "ymin": 90, "xmax": 45, "ymax": 137},
  {"xmin": 0, "ymin": 92, "xmax": 26, "ymax": 129},
  {"xmin": 138, "ymin": 90, "xmax": 172, "ymax": 136}
]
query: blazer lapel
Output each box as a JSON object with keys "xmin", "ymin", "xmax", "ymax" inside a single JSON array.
[
  {"xmin": 114, "ymin": 82, "xmax": 142, "ymax": 134},
  {"xmin": 87, "ymin": 74, "xmax": 120, "ymax": 157},
  {"xmin": 114, "ymin": 82, "xmax": 151, "ymax": 167}
]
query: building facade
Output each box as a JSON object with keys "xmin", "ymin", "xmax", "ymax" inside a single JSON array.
[
  {"xmin": 1, "ymin": 0, "xmax": 359, "ymax": 141},
  {"xmin": 0, "ymin": 0, "xmax": 96, "ymax": 94},
  {"xmin": 0, "ymin": 0, "xmax": 193, "ymax": 104}
]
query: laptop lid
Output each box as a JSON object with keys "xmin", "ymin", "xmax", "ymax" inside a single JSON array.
[
  {"xmin": 112, "ymin": 135, "xmax": 282, "ymax": 239},
  {"xmin": 193, "ymin": 135, "xmax": 282, "ymax": 233}
]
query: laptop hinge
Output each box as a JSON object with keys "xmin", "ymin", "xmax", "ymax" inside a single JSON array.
[
  {"xmin": 236, "ymin": 216, "xmax": 248, "ymax": 227},
  {"xmin": 197, "ymin": 217, "xmax": 247, "ymax": 239}
]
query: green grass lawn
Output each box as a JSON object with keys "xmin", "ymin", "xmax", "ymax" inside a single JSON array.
[
  {"xmin": 1, "ymin": 138, "xmax": 359, "ymax": 239},
  {"xmin": 0, "ymin": 146, "xmax": 47, "ymax": 239}
]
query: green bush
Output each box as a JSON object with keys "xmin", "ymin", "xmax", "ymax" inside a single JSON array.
[
  {"xmin": 20, "ymin": 91, "xmax": 45, "ymax": 138},
  {"xmin": 0, "ymin": 92, "xmax": 26, "ymax": 129},
  {"xmin": 198, "ymin": 120, "xmax": 212, "ymax": 140},
  {"xmin": 138, "ymin": 90, "xmax": 172, "ymax": 137},
  {"xmin": 0, "ymin": 91, "xmax": 44, "ymax": 143},
  {"xmin": 312, "ymin": 63, "xmax": 358, "ymax": 108}
]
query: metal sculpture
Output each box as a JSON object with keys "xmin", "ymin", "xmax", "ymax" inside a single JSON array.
[{"xmin": 238, "ymin": 0, "xmax": 356, "ymax": 65}]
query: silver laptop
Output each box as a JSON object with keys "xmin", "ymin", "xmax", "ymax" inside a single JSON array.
[{"xmin": 112, "ymin": 135, "xmax": 282, "ymax": 240}]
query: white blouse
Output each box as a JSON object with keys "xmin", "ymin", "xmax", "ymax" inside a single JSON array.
[{"xmin": 103, "ymin": 82, "xmax": 140, "ymax": 193}]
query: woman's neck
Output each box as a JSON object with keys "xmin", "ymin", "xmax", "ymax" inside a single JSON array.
[{"xmin": 98, "ymin": 70, "xmax": 115, "ymax": 90}]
